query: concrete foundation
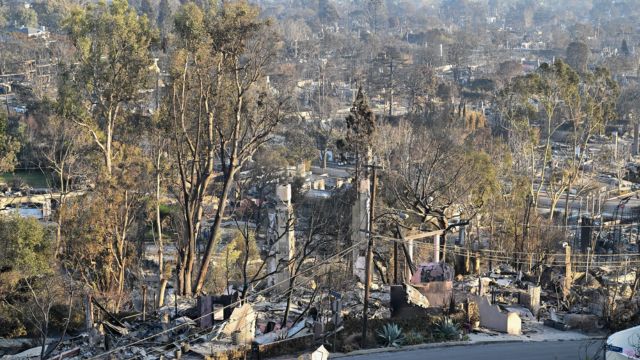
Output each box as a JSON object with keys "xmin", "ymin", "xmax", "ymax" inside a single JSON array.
[{"xmin": 473, "ymin": 295, "xmax": 521, "ymax": 335}]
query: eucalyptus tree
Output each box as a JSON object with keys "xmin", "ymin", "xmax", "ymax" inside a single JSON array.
[
  {"xmin": 164, "ymin": 1, "xmax": 217, "ymax": 296},
  {"xmin": 497, "ymin": 60, "xmax": 619, "ymax": 224},
  {"xmin": 497, "ymin": 61, "xmax": 579, "ymax": 212},
  {"xmin": 63, "ymin": 0, "xmax": 155, "ymax": 177},
  {"xmin": 31, "ymin": 93, "xmax": 90, "ymax": 258},
  {"xmin": 60, "ymin": 0, "xmax": 156, "ymax": 310},
  {"xmin": 560, "ymin": 67, "xmax": 619, "ymax": 226},
  {"xmin": 164, "ymin": 1, "xmax": 283, "ymax": 295},
  {"xmin": 193, "ymin": 1, "xmax": 283, "ymax": 295},
  {"xmin": 378, "ymin": 122, "xmax": 497, "ymax": 260}
]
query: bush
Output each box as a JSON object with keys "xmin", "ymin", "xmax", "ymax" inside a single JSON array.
[
  {"xmin": 49, "ymin": 303, "xmax": 85, "ymax": 335},
  {"xmin": 339, "ymin": 333, "xmax": 361, "ymax": 353},
  {"xmin": 404, "ymin": 330, "xmax": 426, "ymax": 345},
  {"xmin": 376, "ymin": 323, "xmax": 405, "ymax": 348},
  {"xmin": 0, "ymin": 304, "xmax": 27, "ymax": 338},
  {"xmin": 434, "ymin": 316, "xmax": 460, "ymax": 341},
  {"xmin": 0, "ymin": 215, "xmax": 53, "ymax": 291}
]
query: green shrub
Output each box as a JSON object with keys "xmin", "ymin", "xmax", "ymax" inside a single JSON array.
[
  {"xmin": 0, "ymin": 215, "xmax": 53, "ymax": 287},
  {"xmin": 0, "ymin": 304, "xmax": 27, "ymax": 338},
  {"xmin": 404, "ymin": 330, "xmax": 426, "ymax": 345},
  {"xmin": 339, "ymin": 333, "xmax": 361, "ymax": 353},
  {"xmin": 158, "ymin": 203, "xmax": 176, "ymax": 218},
  {"xmin": 376, "ymin": 323, "xmax": 405, "ymax": 348},
  {"xmin": 434, "ymin": 316, "xmax": 460, "ymax": 341},
  {"xmin": 49, "ymin": 303, "xmax": 85, "ymax": 334}
]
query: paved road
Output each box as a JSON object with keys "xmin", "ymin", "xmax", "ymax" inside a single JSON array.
[{"xmin": 343, "ymin": 340, "xmax": 606, "ymax": 360}]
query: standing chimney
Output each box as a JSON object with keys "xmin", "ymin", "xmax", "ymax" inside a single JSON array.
[
  {"xmin": 613, "ymin": 131, "xmax": 619, "ymax": 161},
  {"xmin": 633, "ymin": 118, "xmax": 639, "ymax": 156}
]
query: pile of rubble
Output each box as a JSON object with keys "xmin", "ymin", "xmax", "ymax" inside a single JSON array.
[
  {"xmin": 0, "ymin": 286, "xmax": 353, "ymax": 359},
  {"xmin": 447, "ymin": 262, "xmax": 629, "ymax": 337},
  {"xmin": 5, "ymin": 258, "xmax": 632, "ymax": 359}
]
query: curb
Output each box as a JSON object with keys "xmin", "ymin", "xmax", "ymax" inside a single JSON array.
[{"xmin": 329, "ymin": 336, "xmax": 607, "ymax": 358}]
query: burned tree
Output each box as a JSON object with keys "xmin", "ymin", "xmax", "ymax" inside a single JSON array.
[
  {"xmin": 165, "ymin": 1, "xmax": 283, "ymax": 296},
  {"xmin": 379, "ymin": 123, "xmax": 496, "ymax": 260},
  {"xmin": 281, "ymin": 190, "xmax": 352, "ymax": 328},
  {"xmin": 344, "ymin": 86, "xmax": 376, "ymax": 181},
  {"xmin": 192, "ymin": 1, "xmax": 283, "ymax": 295}
]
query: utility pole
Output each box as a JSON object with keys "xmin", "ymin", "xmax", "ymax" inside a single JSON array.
[
  {"xmin": 636, "ymin": 218, "xmax": 640, "ymax": 255},
  {"xmin": 632, "ymin": 114, "xmax": 638, "ymax": 156},
  {"xmin": 155, "ymin": 70, "xmax": 160, "ymax": 112},
  {"xmin": 142, "ymin": 285, "xmax": 147, "ymax": 321},
  {"xmin": 388, "ymin": 57, "xmax": 394, "ymax": 118},
  {"xmin": 362, "ymin": 164, "xmax": 378, "ymax": 347},
  {"xmin": 613, "ymin": 130, "xmax": 619, "ymax": 161},
  {"xmin": 434, "ymin": 233, "xmax": 441, "ymax": 263},
  {"xmin": 393, "ymin": 225, "xmax": 399, "ymax": 285},
  {"xmin": 586, "ymin": 247, "xmax": 591, "ymax": 283},
  {"xmin": 563, "ymin": 244, "xmax": 572, "ymax": 300},
  {"xmin": 520, "ymin": 194, "xmax": 532, "ymax": 270}
]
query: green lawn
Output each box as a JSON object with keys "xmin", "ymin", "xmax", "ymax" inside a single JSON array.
[{"xmin": 0, "ymin": 170, "xmax": 51, "ymax": 188}]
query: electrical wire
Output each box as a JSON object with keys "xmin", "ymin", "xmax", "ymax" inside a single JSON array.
[
  {"xmin": 136, "ymin": 239, "xmax": 359, "ymax": 359},
  {"xmin": 92, "ymin": 229, "xmax": 639, "ymax": 358},
  {"xmin": 374, "ymin": 236, "xmax": 640, "ymax": 269},
  {"xmin": 87, "ymin": 240, "xmax": 365, "ymax": 359},
  {"xmin": 376, "ymin": 232, "xmax": 640, "ymax": 258},
  {"xmin": 140, "ymin": 265, "xmax": 339, "ymax": 360},
  {"xmin": 134, "ymin": 235, "xmax": 637, "ymax": 358}
]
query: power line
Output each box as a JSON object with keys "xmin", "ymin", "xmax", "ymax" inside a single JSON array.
[
  {"xmin": 375, "ymin": 232, "xmax": 640, "ymax": 257},
  {"xmin": 135, "ymin": 238, "xmax": 638, "ymax": 358},
  {"xmin": 140, "ymin": 265, "xmax": 339, "ymax": 360},
  {"xmin": 88, "ymin": 240, "xmax": 364, "ymax": 360},
  {"xmin": 374, "ymin": 236, "xmax": 640, "ymax": 269},
  {"xmin": 137, "ymin": 242, "xmax": 358, "ymax": 359}
]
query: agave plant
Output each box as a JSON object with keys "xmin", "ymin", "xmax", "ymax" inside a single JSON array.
[
  {"xmin": 377, "ymin": 323, "xmax": 406, "ymax": 348},
  {"xmin": 434, "ymin": 316, "xmax": 460, "ymax": 340}
]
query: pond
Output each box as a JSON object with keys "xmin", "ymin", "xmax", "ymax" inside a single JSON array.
[{"xmin": 0, "ymin": 170, "xmax": 51, "ymax": 188}]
